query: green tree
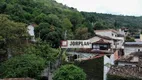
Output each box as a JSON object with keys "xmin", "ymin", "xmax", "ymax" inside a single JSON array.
[
  {"xmin": 0, "ymin": 14, "xmax": 28, "ymax": 58},
  {"xmin": 35, "ymin": 23, "xmax": 63, "ymax": 48},
  {"xmin": 25, "ymin": 43, "xmax": 59, "ymax": 62},
  {"xmin": 75, "ymin": 27, "xmax": 89, "ymax": 40},
  {"xmin": 61, "ymin": 18, "xmax": 72, "ymax": 30},
  {"xmin": 125, "ymin": 36, "xmax": 135, "ymax": 42},
  {"xmin": 53, "ymin": 64, "xmax": 86, "ymax": 80},
  {"xmin": 34, "ymin": 13, "xmax": 48, "ymax": 24},
  {"xmin": 0, "ymin": 54, "xmax": 46, "ymax": 79},
  {"xmin": 94, "ymin": 21, "xmax": 107, "ymax": 30},
  {"xmin": 47, "ymin": 14, "xmax": 61, "ymax": 27}
]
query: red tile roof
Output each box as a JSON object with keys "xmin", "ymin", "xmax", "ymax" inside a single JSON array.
[{"xmin": 92, "ymin": 39, "xmax": 110, "ymax": 44}]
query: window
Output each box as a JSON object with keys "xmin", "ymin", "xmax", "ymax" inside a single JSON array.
[
  {"xmin": 93, "ymin": 45, "xmax": 100, "ymax": 50},
  {"xmin": 92, "ymin": 44, "xmax": 109, "ymax": 50},
  {"xmin": 138, "ymin": 49, "xmax": 140, "ymax": 52}
]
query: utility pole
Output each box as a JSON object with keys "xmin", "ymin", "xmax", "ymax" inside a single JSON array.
[
  {"xmin": 59, "ymin": 30, "xmax": 67, "ymax": 65},
  {"xmin": 64, "ymin": 30, "xmax": 67, "ymax": 40}
]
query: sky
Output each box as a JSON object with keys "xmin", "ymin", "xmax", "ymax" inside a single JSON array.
[{"xmin": 55, "ymin": 0, "xmax": 142, "ymax": 16}]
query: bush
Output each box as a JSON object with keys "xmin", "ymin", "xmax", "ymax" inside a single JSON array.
[
  {"xmin": 0, "ymin": 54, "xmax": 46, "ymax": 79},
  {"xmin": 25, "ymin": 43, "xmax": 59, "ymax": 62},
  {"xmin": 125, "ymin": 36, "xmax": 135, "ymax": 42},
  {"xmin": 53, "ymin": 64, "xmax": 86, "ymax": 80}
]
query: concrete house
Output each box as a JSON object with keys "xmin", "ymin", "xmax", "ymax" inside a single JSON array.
[
  {"xmin": 108, "ymin": 52, "xmax": 142, "ymax": 79},
  {"xmin": 124, "ymin": 42, "xmax": 142, "ymax": 55},
  {"xmin": 94, "ymin": 29, "xmax": 125, "ymax": 49}
]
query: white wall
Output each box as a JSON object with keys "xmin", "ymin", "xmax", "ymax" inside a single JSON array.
[
  {"xmin": 95, "ymin": 31, "xmax": 117, "ymax": 38},
  {"xmin": 95, "ymin": 31, "xmax": 124, "ymax": 49},
  {"xmin": 124, "ymin": 46, "xmax": 142, "ymax": 55},
  {"xmin": 67, "ymin": 52, "xmax": 95, "ymax": 59},
  {"xmin": 104, "ymin": 54, "xmax": 114, "ymax": 80},
  {"xmin": 115, "ymin": 37, "xmax": 124, "ymax": 49}
]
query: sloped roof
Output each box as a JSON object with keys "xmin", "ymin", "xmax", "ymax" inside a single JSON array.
[
  {"xmin": 95, "ymin": 29, "xmax": 118, "ymax": 33},
  {"xmin": 89, "ymin": 34, "xmax": 120, "ymax": 41},
  {"xmin": 92, "ymin": 39, "xmax": 110, "ymax": 44},
  {"xmin": 108, "ymin": 66, "xmax": 141, "ymax": 79},
  {"xmin": 125, "ymin": 42, "xmax": 142, "ymax": 47},
  {"xmin": 130, "ymin": 51, "xmax": 142, "ymax": 56}
]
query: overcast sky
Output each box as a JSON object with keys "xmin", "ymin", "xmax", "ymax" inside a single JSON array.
[{"xmin": 55, "ymin": 0, "xmax": 142, "ymax": 16}]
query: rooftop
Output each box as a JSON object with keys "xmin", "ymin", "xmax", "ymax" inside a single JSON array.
[
  {"xmin": 108, "ymin": 66, "xmax": 141, "ymax": 79},
  {"xmin": 89, "ymin": 34, "xmax": 121, "ymax": 41},
  {"xmin": 125, "ymin": 42, "xmax": 142, "ymax": 47},
  {"xmin": 94, "ymin": 29, "xmax": 118, "ymax": 33},
  {"xmin": 92, "ymin": 39, "xmax": 110, "ymax": 44}
]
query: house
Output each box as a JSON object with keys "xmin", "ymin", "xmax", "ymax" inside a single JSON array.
[
  {"xmin": 89, "ymin": 34, "xmax": 121, "ymax": 50},
  {"xmin": 95, "ymin": 29, "xmax": 118, "ymax": 38},
  {"xmin": 67, "ymin": 39, "xmax": 114, "ymax": 61},
  {"xmin": 135, "ymin": 34, "xmax": 142, "ymax": 42},
  {"xmin": 118, "ymin": 27, "xmax": 129, "ymax": 37},
  {"xmin": 27, "ymin": 24, "xmax": 36, "ymax": 42},
  {"xmin": 108, "ymin": 52, "xmax": 142, "ymax": 79},
  {"xmin": 124, "ymin": 42, "xmax": 142, "ymax": 55},
  {"xmin": 94, "ymin": 29, "xmax": 125, "ymax": 49}
]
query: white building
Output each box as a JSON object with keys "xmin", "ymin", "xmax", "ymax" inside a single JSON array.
[
  {"xmin": 27, "ymin": 24, "xmax": 36, "ymax": 42},
  {"xmin": 94, "ymin": 29, "xmax": 125, "ymax": 49},
  {"xmin": 116, "ymin": 52, "xmax": 141, "ymax": 66},
  {"xmin": 124, "ymin": 42, "xmax": 142, "ymax": 55},
  {"xmin": 95, "ymin": 29, "xmax": 118, "ymax": 38}
]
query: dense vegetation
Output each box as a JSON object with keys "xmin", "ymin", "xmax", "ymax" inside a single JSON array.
[
  {"xmin": 0, "ymin": 0, "xmax": 142, "ymax": 47},
  {"xmin": 0, "ymin": 54, "xmax": 46, "ymax": 79},
  {"xmin": 82, "ymin": 12, "xmax": 142, "ymax": 29},
  {"xmin": 0, "ymin": 0, "xmax": 95, "ymax": 48},
  {"xmin": 0, "ymin": 0, "xmax": 142, "ymax": 79},
  {"xmin": 53, "ymin": 64, "xmax": 86, "ymax": 80}
]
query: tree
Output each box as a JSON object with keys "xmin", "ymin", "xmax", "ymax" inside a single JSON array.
[
  {"xmin": 0, "ymin": 14, "xmax": 28, "ymax": 58},
  {"xmin": 125, "ymin": 36, "xmax": 135, "ymax": 42},
  {"xmin": 61, "ymin": 18, "xmax": 72, "ymax": 30},
  {"xmin": 94, "ymin": 21, "xmax": 107, "ymax": 30},
  {"xmin": 35, "ymin": 23, "xmax": 63, "ymax": 48},
  {"xmin": 47, "ymin": 14, "xmax": 61, "ymax": 27},
  {"xmin": 0, "ymin": 54, "xmax": 46, "ymax": 79},
  {"xmin": 75, "ymin": 27, "xmax": 89, "ymax": 40},
  {"xmin": 24, "ymin": 43, "xmax": 59, "ymax": 62},
  {"xmin": 34, "ymin": 13, "xmax": 48, "ymax": 24},
  {"xmin": 53, "ymin": 64, "xmax": 86, "ymax": 80}
]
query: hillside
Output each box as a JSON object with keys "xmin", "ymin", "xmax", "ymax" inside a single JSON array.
[
  {"xmin": 0, "ymin": 0, "xmax": 142, "ymax": 47},
  {"xmin": 82, "ymin": 12, "xmax": 142, "ymax": 29}
]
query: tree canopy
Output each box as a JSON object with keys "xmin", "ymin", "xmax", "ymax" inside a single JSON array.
[{"xmin": 53, "ymin": 64, "xmax": 86, "ymax": 80}]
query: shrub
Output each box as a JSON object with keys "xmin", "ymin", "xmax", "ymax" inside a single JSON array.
[
  {"xmin": 0, "ymin": 54, "xmax": 46, "ymax": 79},
  {"xmin": 25, "ymin": 43, "xmax": 59, "ymax": 62},
  {"xmin": 53, "ymin": 64, "xmax": 86, "ymax": 80}
]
